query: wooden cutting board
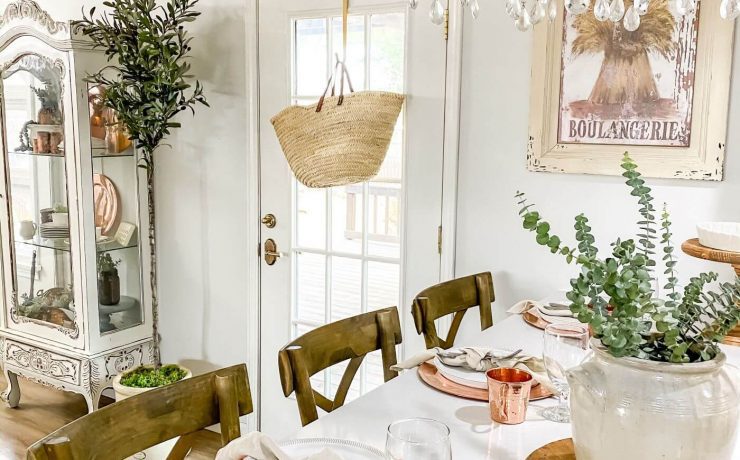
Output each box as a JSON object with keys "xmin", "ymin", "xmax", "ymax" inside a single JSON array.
[{"xmin": 527, "ymin": 438, "xmax": 575, "ymax": 459}]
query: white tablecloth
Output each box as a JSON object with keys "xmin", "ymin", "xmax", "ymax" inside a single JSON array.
[{"xmin": 297, "ymin": 314, "xmax": 740, "ymax": 459}]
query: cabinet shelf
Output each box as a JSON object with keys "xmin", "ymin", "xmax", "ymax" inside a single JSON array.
[
  {"xmin": 15, "ymin": 237, "xmax": 139, "ymax": 254},
  {"xmin": 11, "ymin": 150, "xmax": 65, "ymax": 159},
  {"xmin": 92, "ymin": 147, "xmax": 135, "ymax": 159}
]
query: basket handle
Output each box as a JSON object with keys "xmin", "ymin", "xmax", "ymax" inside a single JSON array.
[{"xmin": 315, "ymin": 0, "xmax": 355, "ymax": 113}]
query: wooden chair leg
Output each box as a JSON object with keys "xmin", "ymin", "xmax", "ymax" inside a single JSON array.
[
  {"xmin": 166, "ymin": 432, "xmax": 200, "ymax": 460},
  {"xmin": 286, "ymin": 346, "xmax": 319, "ymax": 426},
  {"xmin": 377, "ymin": 310, "xmax": 399, "ymax": 381},
  {"xmin": 215, "ymin": 374, "xmax": 242, "ymax": 446},
  {"xmin": 42, "ymin": 438, "xmax": 73, "ymax": 460}
]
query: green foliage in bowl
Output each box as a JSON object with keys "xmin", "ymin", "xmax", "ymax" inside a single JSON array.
[
  {"xmin": 516, "ymin": 153, "xmax": 740, "ymax": 364},
  {"xmin": 119, "ymin": 365, "xmax": 187, "ymax": 388}
]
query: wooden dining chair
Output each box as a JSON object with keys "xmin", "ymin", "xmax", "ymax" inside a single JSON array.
[
  {"xmin": 26, "ymin": 364, "xmax": 252, "ymax": 460},
  {"xmin": 278, "ymin": 306, "xmax": 403, "ymax": 426},
  {"xmin": 412, "ymin": 272, "xmax": 495, "ymax": 349}
]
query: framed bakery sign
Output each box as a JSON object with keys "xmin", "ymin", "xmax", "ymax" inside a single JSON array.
[{"xmin": 528, "ymin": 1, "xmax": 734, "ymax": 180}]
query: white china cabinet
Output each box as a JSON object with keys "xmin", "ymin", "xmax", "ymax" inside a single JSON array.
[{"xmin": 0, "ymin": 0, "xmax": 153, "ymax": 412}]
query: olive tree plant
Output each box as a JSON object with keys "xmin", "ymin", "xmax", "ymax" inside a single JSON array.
[{"xmin": 74, "ymin": 0, "xmax": 208, "ymax": 369}]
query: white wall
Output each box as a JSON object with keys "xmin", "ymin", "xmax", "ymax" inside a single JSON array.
[
  {"xmin": 40, "ymin": 0, "xmax": 253, "ymax": 372},
  {"xmin": 455, "ymin": 12, "xmax": 740, "ymax": 327}
]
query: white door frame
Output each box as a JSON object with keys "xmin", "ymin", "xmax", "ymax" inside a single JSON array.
[{"xmin": 243, "ymin": 0, "xmax": 465, "ymax": 431}]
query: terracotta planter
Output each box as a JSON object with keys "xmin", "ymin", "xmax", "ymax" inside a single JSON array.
[
  {"xmin": 112, "ymin": 366, "xmax": 191, "ymax": 401},
  {"xmin": 567, "ymin": 340, "xmax": 740, "ymax": 460}
]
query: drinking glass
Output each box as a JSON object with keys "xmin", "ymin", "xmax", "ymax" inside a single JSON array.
[
  {"xmin": 385, "ymin": 418, "xmax": 451, "ymax": 460},
  {"xmin": 542, "ymin": 323, "xmax": 590, "ymax": 423}
]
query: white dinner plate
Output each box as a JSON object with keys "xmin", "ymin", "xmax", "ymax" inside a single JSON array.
[{"xmin": 254, "ymin": 438, "xmax": 384, "ymax": 459}]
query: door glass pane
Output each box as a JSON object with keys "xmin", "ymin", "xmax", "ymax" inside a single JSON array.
[
  {"xmin": 369, "ymin": 13, "xmax": 405, "ymax": 92},
  {"xmin": 291, "ymin": 9, "xmax": 406, "ymax": 401},
  {"xmin": 296, "ymin": 253, "xmax": 326, "ymax": 325},
  {"xmin": 88, "ymin": 84, "xmax": 144, "ymax": 335},
  {"xmin": 330, "ymin": 256, "xmax": 362, "ymax": 322},
  {"xmin": 295, "ymin": 18, "xmax": 328, "ymax": 96},
  {"xmin": 331, "ymin": 15, "xmax": 366, "ymax": 89},
  {"xmin": 2, "ymin": 54, "xmax": 76, "ymax": 332},
  {"xmin": 296, "ymin": 184, "xmax": 326, "ymax": 250},
  {"xmin": 331, "ymin": 185, "xmax": 363, "ymax": 254}
]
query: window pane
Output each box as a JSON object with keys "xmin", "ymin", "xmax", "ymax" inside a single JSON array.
[
  {"xmin": 296, "ymin": 184, "xmax": 326, "ymax": 250},
  {"xmin": 369, "ymin": 13, "xmax": 405, "ymax": 92},
  {"xmin": 364, "ymin": 350, "xmax": 385, "ymax": 391},
  {"xmin": 295, "ymin": 18, "xmax": 328, "ymax": 96},
  {"xmin": 375, "ymin": 116, "xmax": 403, "ymax": 182},
  {"xmin": 328, "ymin": 360, "xmax": 361, "ymax": 401},
  {"xmin": 331, "ymin": 256, "xmax": 362, "ymax": 321},
  {"xmin": 367, "ymin": 183, "xmax": 401, "ymax": 259},
  {"xmin": 367, "ymin": 262, "xmax": 400, "ymax": 311},
  {"xmin": 332, "ymin": 15, "xmax": 366, "ymax": 90},
  {"xmin": 331, "ymin": 185, "xmax": 363, "ymax": 254},
  {"xmin": 296, "ymin": 253, "xmax": 326, "ymax": 325}
]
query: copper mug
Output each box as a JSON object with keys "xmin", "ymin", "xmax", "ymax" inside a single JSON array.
[{"xmin": 486, "ymin": 368, "xmax": 533, "ymax": 424}]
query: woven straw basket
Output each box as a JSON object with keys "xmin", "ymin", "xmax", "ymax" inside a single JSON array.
[{"xmin": 271, "ymin": 91, "xmax": 405, "ymax": 188}]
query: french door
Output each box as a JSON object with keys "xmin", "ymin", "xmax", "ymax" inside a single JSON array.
[{"xmin": 258, "ymin": 0, "xmax": 448, "ymax": 436}]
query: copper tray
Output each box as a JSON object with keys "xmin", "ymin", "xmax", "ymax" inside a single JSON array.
[
  {"xmin": 523, "ymin": 309, "xmax": 549, "ymax": 330},
  {"xmin": 418, "ymin": 362, "xmax": 553, "ymax": 401}
]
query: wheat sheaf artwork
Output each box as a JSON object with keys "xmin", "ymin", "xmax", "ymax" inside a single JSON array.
[
  {"xmin": 528, "ymin": 0, "xmax": 733, "ymax": 180},
  {"xmin": 559, "ymin": 0, "xmax": 696, "ymax": 147}
]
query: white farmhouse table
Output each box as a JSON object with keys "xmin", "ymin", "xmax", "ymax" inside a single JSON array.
[{"xmin": 297, "ymin": 314, "xmax": 740, "ymax": 459}]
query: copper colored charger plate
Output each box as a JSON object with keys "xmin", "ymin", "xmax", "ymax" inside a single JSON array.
[
  {"xmin": 526, "ymin": 439, "xmax": 575, "ymax": 460},
  {"xmin": 418, "ymin": 362, "xmax": 553, "ymax": 401}
]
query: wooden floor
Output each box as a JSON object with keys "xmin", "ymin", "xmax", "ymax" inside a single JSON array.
[{"xmin": 0, "ymin": 372, "xmax": 220, "ymax": 460}]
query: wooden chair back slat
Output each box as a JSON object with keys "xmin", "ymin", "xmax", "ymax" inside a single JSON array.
[
  {"xmin": 411, "ymin": 272, "xmax": 495, "ymax": 349},
  {"xmin": 27, "ymin": 365, "xmax": 252, "ymax": 460},
  {"xmin": 278, "ymin": 307, "xmax": 402, "ymax": 426}
]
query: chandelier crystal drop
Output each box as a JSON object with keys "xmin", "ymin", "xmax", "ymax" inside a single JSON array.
[
  {"xmin": 609, "ymin": 0, "xmax": 626, "ymax": 22},
  {"xmin": 410, "ymin": 0, "xmax": 740, "ymax": 31},
  {"xmin": 594, "ymin": 0, "xmax": 612, "ymax": 21}
]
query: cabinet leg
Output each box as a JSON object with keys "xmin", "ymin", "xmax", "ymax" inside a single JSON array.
[{"xmin": 1, "ymin": 368, "xmax": 20, "ymax": 408}]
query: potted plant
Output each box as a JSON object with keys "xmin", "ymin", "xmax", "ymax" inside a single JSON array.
[
  {"xmin": 97, "ymin": 253, "xmax": 121, "ymax": 306},
  {"xmin": 75, "ymin": 0, "xmax": 208, "ymax": 397},
  {"xmin": 516, "ymin": 153, "xmax": 740, "ymax": 460}
]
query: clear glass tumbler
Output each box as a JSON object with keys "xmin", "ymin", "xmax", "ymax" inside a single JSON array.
[
  {"xmin": 542, "ymin": 322, "xmax": 590, "ymax": 423},
  {"xmin": 385, "ymin": 418, "xmax": 451, "ymax": 460}
]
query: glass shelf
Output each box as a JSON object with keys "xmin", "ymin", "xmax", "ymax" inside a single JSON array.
[
  {"xmin": 11, "ymin": 150, "xmax": 65, "ymax": 159},
  {"xmin": 92, "ymin": 147, "xmax": 135, "ymax": 159},
  {"xmin": 16, "ymin": 236, "xmax": 70, "ymax": 252},
  {"xmin": 95, "ymin": 238, "xmax": 139, "ymax": 253},
  {"xmin": 15, "ymin": 236, "xmax": 139, "ymax": 254}
]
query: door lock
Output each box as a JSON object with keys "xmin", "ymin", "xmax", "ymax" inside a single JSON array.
[
  {"xmin": 263, "ymin": 238, "xmax": 283, "ymax": 265},
  {"xmin": 262, "ymin": 213, "xmax": 277, "ymax": 228}
]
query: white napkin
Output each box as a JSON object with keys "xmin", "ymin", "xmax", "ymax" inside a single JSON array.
[
  {"xmin": 508, "ymin": 300, "xmax": 580, "ymax": 324},
  {"xmin": 216, "ymin": 433, "xmax": 343, "ymax": 460},
  {"xmin": 391, "ymin": 347, "xmax": 556, "ymax": 393}
]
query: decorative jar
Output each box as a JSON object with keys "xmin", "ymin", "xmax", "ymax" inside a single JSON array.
[{"xmin": 567, "ymin": 340, "xmax": 739, "ymax": 460}]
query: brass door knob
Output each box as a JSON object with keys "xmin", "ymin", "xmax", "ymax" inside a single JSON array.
[{"xmin": 262, "ymin": 213, "xmax": 277, "ymax": 228}]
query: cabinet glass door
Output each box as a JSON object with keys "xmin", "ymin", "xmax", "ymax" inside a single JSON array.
[
  {"xmin": 1, "ymin": 54, "xmax": 76, "ymax": 334},
  {"xmin": 88, "ymin": 85, "xmax": 143, "ymax": 336}
]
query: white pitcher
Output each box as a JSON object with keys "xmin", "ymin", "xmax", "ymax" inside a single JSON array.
[
  {"xmin": 567, "ymin": 340, "xmax": 740, "ymax": 460},
  {"xmin": 19, "ymin": 220, "xmax": 37, "ymax": 240}
]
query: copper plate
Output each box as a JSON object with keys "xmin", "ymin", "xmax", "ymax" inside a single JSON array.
[
  {"xmin": 523, "ymin": 309, "xmax": 549, "ymax": 330},
  {"xmin": 93, "ymin": 173, "xmax": 121, "ymax": 236},
  {"xmin": 418, "ymin": 362, "xmax": 553, "ymax": 401}
]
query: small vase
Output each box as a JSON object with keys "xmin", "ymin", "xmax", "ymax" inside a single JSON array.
[
  {"xmin": 98, "ymin": 269, "xmax": 120, "ymax": 305},
  {"xmin": 567, "ymin": 340, "xmax": 740, "ymax": 460}
]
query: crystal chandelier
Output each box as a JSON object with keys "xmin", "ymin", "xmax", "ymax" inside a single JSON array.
[{"xmin": 410, "ymin": 0, "xmax": 740, "ymax": 32}]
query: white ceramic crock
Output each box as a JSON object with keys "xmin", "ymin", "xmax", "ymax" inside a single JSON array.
[
  {"xmin": 112, "ymin": 365, "xmax": 191, "ymax": 401},
  {"xmin": 567, "ymin": 340, "xmax": 740, "ymax": 460}
]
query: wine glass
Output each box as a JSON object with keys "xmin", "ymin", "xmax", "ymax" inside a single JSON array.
[
  {"xmin": 541, "ymin": 323, "xmax": 590, "ymax": 423},
  {"xmin": 385, "ymin": 418, "xmax": 451, "ymax": 460}
]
